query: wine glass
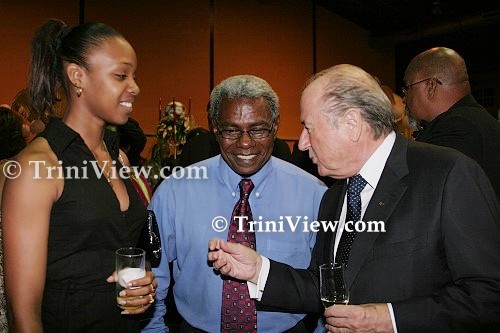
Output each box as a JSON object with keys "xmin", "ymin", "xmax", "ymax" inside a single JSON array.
[{"xmin": 319, "ymin": 262, "xmax": 349, "ymax": 307}]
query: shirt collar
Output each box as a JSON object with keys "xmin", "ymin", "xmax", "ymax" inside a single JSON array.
[
  {"xmin": 358, "ymin": 131, "xmax": 396, "ymax": 189},
  {"xmin": 42, "ymin": 118, "xmax": 118, "ymax": 159},
  {"xmin": 218, "ymin": 155, "xmax": 273, "ymax": 199}
]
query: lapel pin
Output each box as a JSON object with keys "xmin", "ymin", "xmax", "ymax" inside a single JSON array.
[{"xmin": 378, "ymin": 201, "xmax": 385, "ymax": 206}]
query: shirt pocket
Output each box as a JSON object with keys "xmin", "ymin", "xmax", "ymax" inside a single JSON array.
[{"xmin": 264, "ymin": 239, "xmax": 311, "ymax": 268}]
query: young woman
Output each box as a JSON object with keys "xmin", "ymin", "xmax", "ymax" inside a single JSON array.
[{"xmin": 2, "ymin": 19, "xmax": 157, "ymax": 333}]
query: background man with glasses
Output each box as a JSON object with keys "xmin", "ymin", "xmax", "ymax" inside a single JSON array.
[
  {"xmin": 143, "ymin": 75, "xmax": 327, "ymax": 332},
  {"xmin": 403, "ymin": 46, "xmax": 500, "ymax": 200}
]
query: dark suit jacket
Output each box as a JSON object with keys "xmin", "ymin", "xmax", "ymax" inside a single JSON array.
[
  {"xmin": 259, "ymin": 135, "xmax": 500, "ymax": 332},
  {"xmin": 414, "ymin": 95, "xmax": 500, "ymax": 201}
]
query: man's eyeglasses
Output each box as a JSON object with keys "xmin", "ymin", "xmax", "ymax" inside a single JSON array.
[
  {"xmin": 402, "ymin": 77, "xmax": 442, "ymax": 96},
  {"xmin": 217, "ymin": 120, "xmax": 275, "ymax": 140}
]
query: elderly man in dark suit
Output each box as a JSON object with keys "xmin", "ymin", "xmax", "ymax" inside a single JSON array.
[
  {"xmin": 404, "ymin": 47, "xmax": 500, "ymax": 201},
  {"xmin": 208, "ymin": 64, "xmax": 500, "ymax": 333}
]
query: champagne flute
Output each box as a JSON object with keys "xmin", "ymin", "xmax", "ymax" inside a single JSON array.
[{"xmin": 319, "ymin": 262, "xmax": 349, "ymax": 307}]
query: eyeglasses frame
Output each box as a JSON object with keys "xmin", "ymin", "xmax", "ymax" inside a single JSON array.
[
  {"xmin": 402, "ymin": 77, "xmax": 442, "ymax": 96},
  {"xmin": 216, "ymin": 119, "xmax": 276, "ymax": 140}
]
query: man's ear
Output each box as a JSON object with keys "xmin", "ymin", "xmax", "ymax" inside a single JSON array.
[
  {"xmin": 210, "ymin": 118, "xmax": 218, "ymax": 134},
  {"xmin": 272, "ymin": 115, "xmax": 280, "ymax": 137},
  {"xmin": 210, "ymin": 118, "xmax": 221, "ymax": 144},
  {"xmin": 344, "ymin": 109, "xmax": 362, "ymax": 142},
  {"xmin": 426, "ymin": 78, "xmax": 439, "ymax": 99}
]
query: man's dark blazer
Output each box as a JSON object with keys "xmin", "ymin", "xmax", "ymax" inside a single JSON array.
[
  {"xmin": 258, "ymin": 135, "xmax": 500, "ymax": 332},
  {"xmin": 414, "ymin": 94, "xmax": 500, "ymax": 201}
]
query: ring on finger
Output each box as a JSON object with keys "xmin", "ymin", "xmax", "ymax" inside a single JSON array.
[{"xmin": 148, "ymin": 293, "xmax": 154, "ymax": 304}]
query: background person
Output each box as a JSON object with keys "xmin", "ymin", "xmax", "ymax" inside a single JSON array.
[
  {"xmin": 117, "ymin": 118, "xmax": 152, "ymax": 206},
  {"xmin": 209, "ymin": 64, "xmax": 500, "ymax": 333},
  {"xmin": 10, "ymin": 88, "xmax": 53, "ymax": 142},
  {"xmin": 403, "ymin": 46, "xmax": 500, "ymax": 200},
  {"xmin": 0, "ymin": 105, "xmax": 27, "ymax": 161},
  {"xmin": 379, "ymin": 84, "xmax": 413, "ymax": 140},
  {"xmin": 2, "ymin": 19, "xmax": 157, "ymax": 333}
]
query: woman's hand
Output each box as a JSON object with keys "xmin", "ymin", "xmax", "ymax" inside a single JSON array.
[{"xmin": 107, "ymin": 270, "xmax": 158, "ymax": 314}]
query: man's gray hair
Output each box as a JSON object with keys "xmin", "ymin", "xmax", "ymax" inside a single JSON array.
[
  {"xmin": 209, "ymin": 75, "xmax": 279, "ymax": 123},
  {"xmin": 306, "ymin": 64, "xmax": 395, "ymax": 139}
]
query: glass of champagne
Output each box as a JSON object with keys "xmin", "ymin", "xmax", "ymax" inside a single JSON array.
[
  {"xmin": 319, "ymin": 262, "xmax": 349, "ymax": 307},
  {"xmin": 115, "ymin": 247, "xmax": 146, "ymax": 310}
]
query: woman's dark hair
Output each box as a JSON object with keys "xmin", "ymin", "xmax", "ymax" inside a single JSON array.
[
  {"xmin": 28, "ymin": 19, "xmax": 123, "ymax": 117},
  {"xmin": 0, "ymin": 106, "xmax": 26, "ymax": 160}
]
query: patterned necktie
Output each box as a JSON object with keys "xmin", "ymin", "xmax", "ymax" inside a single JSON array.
[
  {"xmin": 221, "ymin": 179, "xmax": 257, "ymax": 333},
  {"xmin": 336, "ymin": 174, "xmax": 367, "ymax": 266}
]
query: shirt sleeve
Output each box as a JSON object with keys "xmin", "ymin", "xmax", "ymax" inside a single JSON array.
[
  {"xmin": 247, "ymin": 256, "xmax": 270, "ymax": 300},
  {"xmin": 387, "ymin": 303, "xmax": 398, "ymax": 333}
]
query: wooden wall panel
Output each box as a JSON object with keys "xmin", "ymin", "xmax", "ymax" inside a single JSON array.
[
  {"xmin": 0, "ymin": 0, "xmax": 396, "ymax": 154},
  {"xmin": 316, "ymin": 6, "xmax": 395, "ymax": 89},
  {"xmin": 0, "ymin": 0, "xmax": 79, "ymax": 106},
  {"xmin": 214, "ymin": 0, "xmax": 313, "ymax": 140}
]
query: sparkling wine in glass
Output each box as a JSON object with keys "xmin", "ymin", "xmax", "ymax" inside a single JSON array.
[{"xmin": 319, "ymin": 262, "xmax": 349, "ymax": 307}]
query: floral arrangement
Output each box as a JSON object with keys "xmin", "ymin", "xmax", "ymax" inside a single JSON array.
[
  {"xmin": 146, "ymin": 100, "xmax": 192, "ymax": 188},
  {"xmin": 157, "ymin": 101, "xmax": 191, "ymax": 153}
]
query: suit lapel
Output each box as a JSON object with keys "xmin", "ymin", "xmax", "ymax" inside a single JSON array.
[
  {"xmin": 318, "ymin": 181, "xmax": 347, "ymax": 264},
  {"xmin": 346, "ymin": 135, "xmax": 410, "ymax": 287}
]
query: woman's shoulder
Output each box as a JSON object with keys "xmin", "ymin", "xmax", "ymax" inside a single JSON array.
[
  {"xmin": 17, "ymin": 137, "xmax": 57, "ymax": 164},
  {"xmin": 11, "ymin": 137, "xmax": 62, "ymax": 191},
  {"xmin": 2, "ymin": 136, "xmax": 63, "ymax": 213}
]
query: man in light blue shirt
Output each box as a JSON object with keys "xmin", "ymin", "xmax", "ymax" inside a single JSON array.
[{"xmin": 142, "ymin": 75, "xmax": 327, "ymax": 332}]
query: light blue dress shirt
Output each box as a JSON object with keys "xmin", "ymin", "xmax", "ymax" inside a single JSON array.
[{"xmin": 142, "ymin": 156, "xmax": 327, "ymax": 333}]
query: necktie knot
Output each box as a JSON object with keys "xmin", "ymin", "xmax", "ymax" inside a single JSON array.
[
  {"xmin": 347, "ymin": 174, "xmax": 367, "ymax": 196},
  {"xmin": 239, "ymin": 179, "xmax": 254, "ymax": 199}
]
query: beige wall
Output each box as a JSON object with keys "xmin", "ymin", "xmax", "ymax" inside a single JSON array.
[{"xmin": 0, "ymin": 0, "xmax": 394, "ymax": 157}]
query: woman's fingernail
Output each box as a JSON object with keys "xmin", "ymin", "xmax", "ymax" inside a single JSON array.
[
  {"xmin": 121, "ymin": 310, "xmax": 129, "ymax": 315},
  {"xmin": 119, "ymin": 290, "xmax": 126, "ymax": 297},
  {"xmin": 118, "ymin": 300, "xmax": 126, "ymax": 305}
]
